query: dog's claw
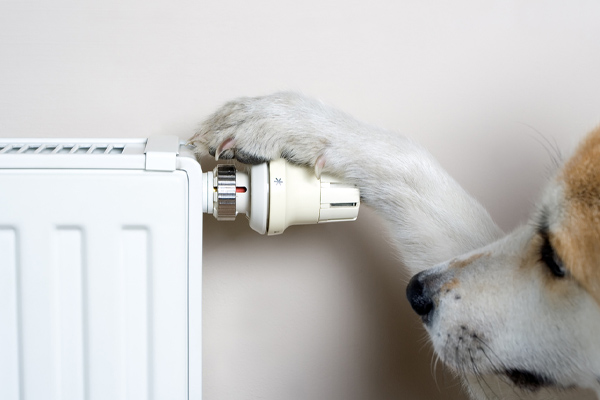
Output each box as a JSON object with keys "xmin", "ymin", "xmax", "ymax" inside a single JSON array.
[{"xmin": 215, "ymin": 138, "xmax": 236, "ymax": 161}]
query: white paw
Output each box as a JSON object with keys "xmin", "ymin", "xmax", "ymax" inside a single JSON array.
[{"xmin": 189, "ymin": 91, "xmax": 333, "ymax": 171}]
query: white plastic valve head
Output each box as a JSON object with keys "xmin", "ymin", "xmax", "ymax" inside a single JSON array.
[
  {"xmin": 248, "ymin": 162, "xmax": 269, "ymax": 234},
  {"xmin": 318, "ymin": 175, "xmax": 361, "ymax": 222},
  {"xmin": 266, "ymin": 159, "xmax": 360, "ymax": 235},
  {"xmin": 202, "ymin": 159, "xmax": 360, "ymax": 235}
]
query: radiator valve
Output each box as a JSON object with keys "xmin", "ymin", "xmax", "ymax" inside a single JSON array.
[{"xmin": 202, "ymin": 159, "xmax": 360, "ymax": 235}]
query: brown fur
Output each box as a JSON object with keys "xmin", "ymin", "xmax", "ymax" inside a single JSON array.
[
  {"xmin": 449, "ymin": 253, "xmax": 486, "ymax": 270},
  {"xmin": 557, "ymin": 127, "xmax": 600, "ymax": 304},
  {"xmin": 438, "ymin": 254, "xmax": 487, "ymax": 294},
  {"xmin": 441, "ymin": 278, "xmax": 460, "ymax": 293}
]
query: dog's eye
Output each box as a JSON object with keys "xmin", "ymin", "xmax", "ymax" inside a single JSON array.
[{"xmin": 540, "ymin": 237, "xmax": 566, "ymax": 278}]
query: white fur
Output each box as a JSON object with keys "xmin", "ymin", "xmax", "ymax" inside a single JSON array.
[
  {"xmin": 421, "ymin": 224, "xmax": 600, "ymax": 399},
  {"xmin": 189, "ymin": 91, "xmax": 600, "ymax": 399}
]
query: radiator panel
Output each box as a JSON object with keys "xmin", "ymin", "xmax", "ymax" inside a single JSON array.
[{"xmin": 0, "ymin": 169, "xmax": 191, "ymax": 400}]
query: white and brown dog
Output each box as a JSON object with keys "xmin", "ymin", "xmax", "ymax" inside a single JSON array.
[{"xmin": 190, "ymin": 91, "xmax": 600, "ymax": 399}]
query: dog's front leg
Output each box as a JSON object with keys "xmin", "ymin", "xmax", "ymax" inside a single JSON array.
[{"xmin": 190, "ymin": 91, "xmax": 503, "ymax": 273}]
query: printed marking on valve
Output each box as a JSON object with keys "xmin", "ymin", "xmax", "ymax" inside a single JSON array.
[{"xmin": 274, "ymin": 177, "xmax": 283, "ymax": 186}]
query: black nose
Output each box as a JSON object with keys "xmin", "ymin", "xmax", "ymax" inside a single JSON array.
[{"xmin": 406, "ymin": 272, "xmax": 434, "ymax": 320}]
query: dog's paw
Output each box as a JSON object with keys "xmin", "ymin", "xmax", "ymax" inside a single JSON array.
[{"xmin": 189, "ymin": 91, "xmax": 334, "ymax": 175}]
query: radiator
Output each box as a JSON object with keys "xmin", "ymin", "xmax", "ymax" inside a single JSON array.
[{"xmin": 0, "ymin": 136, "xmax": 202, "ymax": 400}]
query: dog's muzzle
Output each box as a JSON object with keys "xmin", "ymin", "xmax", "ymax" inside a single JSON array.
[{"xmin": 406, "ymin": 271, "xmax": 435, "ymax": 324}]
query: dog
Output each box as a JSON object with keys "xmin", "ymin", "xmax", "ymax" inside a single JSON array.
[{"xmin": 189, "ymin": 91, "xmax": 600, "ymax": 399}]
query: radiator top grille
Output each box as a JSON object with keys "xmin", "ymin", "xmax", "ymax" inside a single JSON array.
[
  {"xmin": 0, "ymin": 137, "xmax": 181, "ymax": 170},
  {"xmin": 0, "ymin": 143, "xmax": 126, "ymax": 155}
]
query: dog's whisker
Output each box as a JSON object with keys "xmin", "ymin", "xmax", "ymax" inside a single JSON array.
[
  {"xmin": 430, "ymin": 355, "xmax": 439, "ymax": 389},
  {"xmin": 469, "ymin": 347, "xmax": 501, "ymax": 400},
  {"xmin": 473, "ymin": 337, "xmax": 503, "ymax": 368},
  {"xmin": 519, "ymin": 122, "xmax": 563, "ymax": 169},
  {"xmin": 430, "ymin": 345, "xmax": 446, "ymax": 391},
  {"xmin": 473, "ymin": 337, "xmax": 534, "ymax": 400},
  {"xmin": 433, "ymin": 333, "xmax": 453, "ymax": 392}
]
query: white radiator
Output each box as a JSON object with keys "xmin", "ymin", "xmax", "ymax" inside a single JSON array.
[{"xmin": 0, "ymin": 136, "xmax": 202, "ymax": 400}]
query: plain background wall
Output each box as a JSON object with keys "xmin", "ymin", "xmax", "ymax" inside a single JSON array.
[{"xmin": 1, "ymin": 1, "xmax": 599, "ymax": 399}]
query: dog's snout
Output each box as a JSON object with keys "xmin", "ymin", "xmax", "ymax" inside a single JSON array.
[{"xmin": 406, "ymin": 272, "xmax": 434, "ymax": 322}]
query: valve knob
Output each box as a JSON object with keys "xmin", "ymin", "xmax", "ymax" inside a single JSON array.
[{"xmin": 213, "ymin": 164, "xmax": 237, "ymax": 221}]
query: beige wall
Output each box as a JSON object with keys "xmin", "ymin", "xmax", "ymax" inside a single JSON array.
[{"xmin": 1, "ymin": 1, "xmax": 599, "ymax": 399}]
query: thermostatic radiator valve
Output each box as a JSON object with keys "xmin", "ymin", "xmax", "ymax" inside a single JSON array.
[{"xmin": 202, "ymin": 159, "xmax": 360, "ymax": 235}]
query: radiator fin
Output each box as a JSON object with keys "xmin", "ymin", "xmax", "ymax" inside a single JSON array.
[
  {"xmin": 120, "ymin": 228, "xmax": 151, "ymax": 400},
  {"xmin": 54, "ymin": 228, "xmax": 87, "ymax": 400},
  {"xmin": 0, "ymin": 228, "xmax": 21, "ymax": 400}
]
